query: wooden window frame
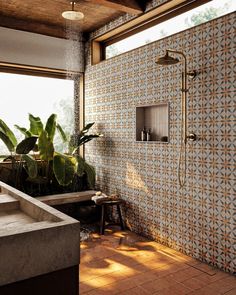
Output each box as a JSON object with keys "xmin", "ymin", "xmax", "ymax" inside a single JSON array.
[
  {"xmin": 91, "ymin": 0, "xmax": 210, "ymax": 64},
  {"xmin": 0, "ymin": 61, "xmax": 81, "ymax": 79}
]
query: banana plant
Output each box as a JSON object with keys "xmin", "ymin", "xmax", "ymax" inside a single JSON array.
[
  {"xmin": 0, "ymin": 114, "xmax": 102, "ymax": 191},
  {"xmin": 52, "ymin": 122, "xmax": 102, "ymax": 188},
  {"xmin": 69, "ymin": 122, "xmax": 101, "ymax": 155},
  {"xmin": 0, "ymin": 118, "xmax": 38, "ymax": 180},
  {"xmin": 0, "ymin": 118, "xmax": 17, "ymax": 152}
]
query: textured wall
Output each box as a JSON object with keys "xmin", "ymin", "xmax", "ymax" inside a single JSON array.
[{"xmin": 84, "ymin": 12, "xmax": 236, "ymax": 273}]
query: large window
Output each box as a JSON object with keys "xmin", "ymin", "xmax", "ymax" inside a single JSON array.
[
  {"xmin": 105, "ymin": 0, "xmax": 235, "ymax": 59},
  {"xmin": 0, "ymin": 72, "xmax": 74, "ymax": 154}
]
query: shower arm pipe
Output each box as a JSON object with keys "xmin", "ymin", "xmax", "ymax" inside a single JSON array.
[
  {"xmin": 166, "ymin": 50, "xmax": 187, "ymax": 143},
  {"xmin": 165, "ymin": 49, "xmax": 188, "ymax": 187},
  {"xmin": 165, "ymin": 49, "xmax": 197, "ymax": 143}
]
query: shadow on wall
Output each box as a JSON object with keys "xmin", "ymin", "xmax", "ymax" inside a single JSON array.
[{"xmin": 126, "ymin": 162, "xmax": 150, "ymax": 194}]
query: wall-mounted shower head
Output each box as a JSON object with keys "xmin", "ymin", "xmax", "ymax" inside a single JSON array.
[
  {"xmin": 155, "ymin": 48, "xmax": 197, "ymax": 188},
  {"xmin": 155, "ymin": 51, "xmax": 179, "ymax": 65}
]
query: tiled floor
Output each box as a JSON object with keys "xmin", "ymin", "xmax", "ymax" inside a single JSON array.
[{"xmin": 80, "ymin": 227, "xmax": 236, "ymax": 294}]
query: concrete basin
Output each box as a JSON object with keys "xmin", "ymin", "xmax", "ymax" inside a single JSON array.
[{"xmin": 0, "ymin": 181, "xmax": 80, "ymax": 287}]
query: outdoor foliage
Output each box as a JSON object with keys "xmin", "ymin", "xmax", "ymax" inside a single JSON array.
[{"xmin": 0, "ymin": 114, "xmax": 102, "ymax": 196}]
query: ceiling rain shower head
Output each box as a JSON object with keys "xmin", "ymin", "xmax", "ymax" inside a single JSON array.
[
  {"xmin": 62, "ymin": 1, "xmax": 84, "ymax": 21},
  {"xmin": 155, "ymin": 51, "xmax": 179, "ymax": 65}
]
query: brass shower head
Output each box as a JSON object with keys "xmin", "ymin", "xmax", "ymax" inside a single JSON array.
[{"xmin": 155, "ymin": 51, "xmax": 179, "ymax": 65}]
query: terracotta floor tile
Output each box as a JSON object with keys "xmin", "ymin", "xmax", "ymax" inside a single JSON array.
[
  {"xmin": 97, "ymin": 277, "xmax": 138, "ymax": 294},
  {"xmin": 80, "ymin": 267, "xmax": 111, "ymax": 282},
  {"xmin": 207, "ymin": 276, "xmax": 236, "ymax": 294},
  {"xmin": 86, "ymin": 287, "xmax": 117, "ymax": 295},
  {"xmin": 224, "ymin": 288, "xmax": 236, "ymax": 295},
  {"xmin": 80, "ymin": 272, "xmax": 98, "ymax": 283},
  {"xmin": 188, "ymin": 276, "xmax": 236, "ymax": 295},
  {"xmin": 100, "ymin": 271, "xmax": 127, "ymax": 282},
  {"xmin": 192, "ymin": 262, "xmax": 217, "ymax": 275},
  {"xmin": 80, "ymin": 229, "xmax": 234, "ymax": 295},
  {"xmin": 109, "ymin": 253, "xmax": 135, "ymax": 263},
  {"xmin": 140, "ymin": 276, "xmax": 177, "ymax": 293},
  {"xmin": 185, "ymin": 260, "xmax": 203, "ymax": 267},
  {"xmin": 168, "ymin": 267, "xmax": 203, "ymax": 282},
  {"xmin": 138, "ymin": 259, "xmax": 169, "ymax": 270},
  {"xmin": 188, "ymin": 285, "xmax": 222, "ymax": 295},
  {"xmin": 116, "ymin": 277, "xmax": 140, "ymax": 292},
  {"xmin": 120, "ymin": 256, "xmax": 142, "ymax": 267},
  {"xmin": 182, "ymin": 276, "xmax": 209, "ymax": 290},
  {"xmin": 82, "ymin": 276, "xmax": 112, "ymax": 289},
  {"xmin": 79, "ymin": 282, "xmax": 94, "ymax": 294},
  {"xmin": 153, "ymin": 282, "xmax": 192, "ymax": 295},
  {"xmin": 131, "ymin": 270, "xmax": 160, "ymax": 285},
  {"xmin": 163, "ymin": 261, "xmax": 190, "ymax": 272},
  {"xmin": 195, "ymin": 269, "xmax": 229, "ymax": 284},
  {"xmin": 119, "ymin": 285, "xmax": 149, "ymax": 294}
]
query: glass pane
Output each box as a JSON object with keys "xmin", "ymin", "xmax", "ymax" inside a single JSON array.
[
  {"xmin": 106, "ymin": 0, "xmax": 236, "ymax": 59},
  {"xmin": 0, "ymin": 73, "xmax": 74, "ymax": 154}
]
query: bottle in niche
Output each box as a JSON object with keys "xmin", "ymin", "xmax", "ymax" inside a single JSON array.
[
  {"xmin": 147, "ymin": 129, "xmax": 151, "ymax": 141},
  {"xmin": 141, "ymin": 126, "xmax": 147, "ymax": 141}
]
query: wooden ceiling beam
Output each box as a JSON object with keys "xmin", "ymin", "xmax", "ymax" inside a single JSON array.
[
  {"xmin": 85, "ymin": 0, "xmax": 145, "ymax": 14},
  {"xmin": 0, "ymin": 15, "xmax": 66, "ymax": 39}
]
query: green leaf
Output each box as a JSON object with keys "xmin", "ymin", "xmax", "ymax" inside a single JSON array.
[
  {"xmin": 22, "ymin": 154, "xmax": 37, "ymax": 178},
  {"xmin": 0, "ymin": 131, "xmax": 15, "ymax": 152},
  {"xmin": 16, "ymin": 136, "xmax": 38, "ymax": 154},
  {"xmin": 53, "ymin": 153, "xmax": 76, "ymax": 186},
  {"xmin": 81, "ymin": 122, "xmax": 95, "ymax": 134},
  {"xmin": 45, "ymin": 114, "xmax": 57, "ymax": 141},
  {"xmin": 14, "ymin": 125, "xmax": 32, "ymax": 138},
  {"xmin": 74, "ymin": 155, "xmax": 95, "ymax": 188},
  {"xmin": 0, "ymin": 119, "xmax": 17, "ymax": 147},
  {"xmin": 29, "ymin": 114, "xmax": 43, "ymax": 135},
  {"xmin": 38, "ymin": 130, "xmax": 54, "ymax": 161},
  {"xmin": 84, "ymin": 161, "xmax": 95, "ymax": 189},
  {"xmin": 0, "ymin": 155, "xmax": 10, "ymax": 163},
  {"xmin": 75, "ymin": 155, "xmax": 85, "ymax": 177},
  {"xmin": 56, "ymin": 124, "xmax": 68, "ymax": 142},
  {"xmin": 73, "ymin": 134, "xmax": 101, "ymax": 152},
  {"xmin": 33, "ymin": 143, "xmax": 39, "ymax": 152}
]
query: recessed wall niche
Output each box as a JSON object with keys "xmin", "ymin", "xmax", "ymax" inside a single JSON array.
[{"xmin": 136, "ymin": 103, "xmax": 169, "ymax": 142}]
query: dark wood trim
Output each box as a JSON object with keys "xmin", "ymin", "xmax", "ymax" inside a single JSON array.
[
  {"xmin": 0, "ymin": 62, "xmax": 82, "ymax": 80},
  {"xmin": 0, "ymin": 15, "xmax": 66, "ymax": 39},
  {"xmin": 91, "ymin": 0, "xmax": 211, "ymax": 64},
  {"xmin": 86, "ymin": 0, "xmax": 145, "ymax": 14},
  {"xmin": 91, "ymin": 40, "xmax": 104, "ymax": 65},
  {"xmin": 105, "ymin": 0, "xmax": 210, "ymax": 46},
  {"xmin": 79, "ymin": 74, "xmax": 85, "ymax": 158},
  {"xmin": 0, "ymin": 266, "xmax": 79, "ymax": 295},
  {"xmin": 74, "ymin": 79, "xmax": 80, "ymax": 134},
  {"xmin": 94, "ymin": 0, "xmax": 187, "ymax": 42}
]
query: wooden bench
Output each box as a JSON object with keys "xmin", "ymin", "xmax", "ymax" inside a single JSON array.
[{"xmin": 36, "ymin": 190, "xmax": 97, "ymax": 206}]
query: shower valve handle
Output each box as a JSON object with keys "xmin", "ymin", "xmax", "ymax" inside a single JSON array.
[{"xmin": 186, "ymin": 133, "xmax": 197, "ymax": 141}]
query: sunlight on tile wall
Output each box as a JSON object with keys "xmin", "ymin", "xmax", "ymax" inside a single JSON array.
[{"xmin": 84, "ymin": 12, "xmax": 236, "ymax": 273}]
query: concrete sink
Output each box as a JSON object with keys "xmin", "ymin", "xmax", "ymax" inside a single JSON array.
[{"xmin": 0, "ymin": 181, "xmax": 80, "ymax": 287}]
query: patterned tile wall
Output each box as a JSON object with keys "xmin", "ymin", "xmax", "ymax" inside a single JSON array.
[{"xmin": 83, "ymin": 12, "xmax": 236, "ymax": 273}]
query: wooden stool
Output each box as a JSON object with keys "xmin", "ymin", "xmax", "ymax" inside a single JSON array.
[{"xmin": 99, "ymin": 199, "xmax": 124, "ymax": 235}]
